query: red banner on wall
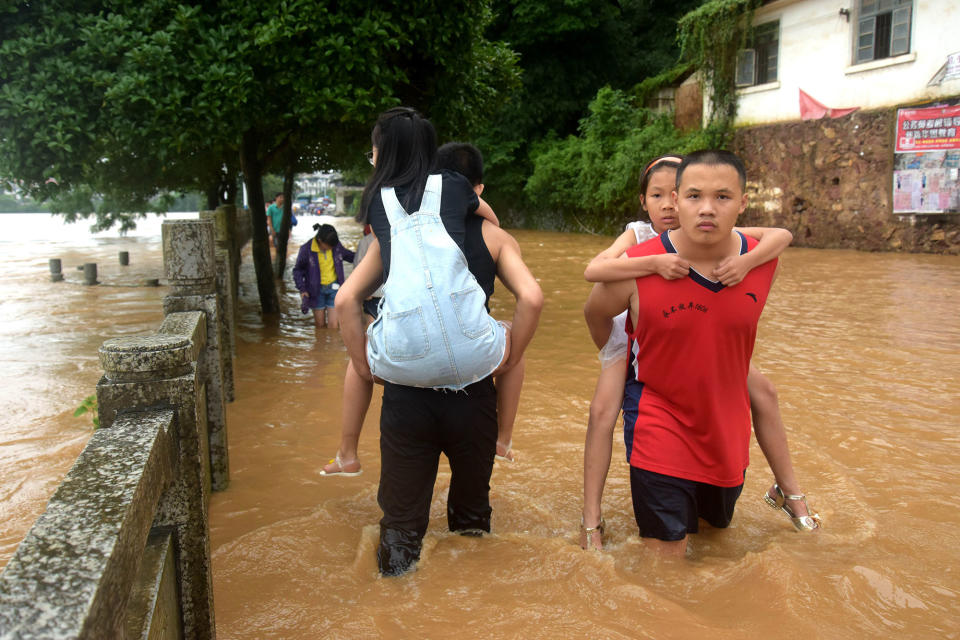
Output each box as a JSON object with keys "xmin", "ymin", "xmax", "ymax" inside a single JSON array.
[{"xmin": 896, "ymin": 105, "xmax": 960, "ymax": 153}]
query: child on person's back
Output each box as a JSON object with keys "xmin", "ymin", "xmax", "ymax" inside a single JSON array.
[
  {"xmin": 579, "ymin": 154, "xmax": 819, "ymax": 551},
  {"xmin": 436, "ymin": 142, "xmax": 524, "ymax": 462},
  {"xmin": 319, "ymin": 141, "xmax": 519, "ymax": 476}
]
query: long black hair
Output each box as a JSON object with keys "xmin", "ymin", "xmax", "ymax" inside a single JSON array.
[{"xmin": 357, "ymin": 106, "xmax": 437, "ymax": 223}]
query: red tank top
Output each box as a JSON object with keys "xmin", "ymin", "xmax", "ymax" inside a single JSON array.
[{"xmin": 624, "ymin": 231, "xmax": 777, "ymax": 487}]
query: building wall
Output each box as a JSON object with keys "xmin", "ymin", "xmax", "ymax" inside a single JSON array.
[
  {"xmin": 733, "ymin": 107, "xmax": 960, "ymax": 253},
  {"xmin": 735, "ymin": 0, "xmax": 960, "ymax": 125}
]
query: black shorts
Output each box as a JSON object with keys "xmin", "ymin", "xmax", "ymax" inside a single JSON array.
[
  {"xmin": 362, "ymin": 296, "xmax": 381, "ymax": 320},
  {"xmin": 629, "ymin": 467, "xmax": 744, "ymax": 541}
]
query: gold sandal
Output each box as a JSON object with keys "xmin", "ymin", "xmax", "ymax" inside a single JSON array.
[
  {"xmin": 579, "ymin": 517, "xmax": 605, "ymax": 550},
  {"xmin": 763, "ymin": 484, "xmax": 821, "ymax": 532}
]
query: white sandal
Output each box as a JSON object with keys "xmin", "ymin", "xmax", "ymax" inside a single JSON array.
[
  {"xmin": 763, "ymin": 484, "xmax": 821, "ymax": 531},
  {"xmin": 495, "ymin": 440, "xmax": 516, "ymax": 463},
  {"xmin": 319, "ymin": 452, "xmax": 363, "ymax": 477}
]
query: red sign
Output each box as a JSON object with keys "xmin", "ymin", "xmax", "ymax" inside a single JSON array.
[{"xmin": 896, "ymin": 105, "xmax": 960, "ymax": 152}]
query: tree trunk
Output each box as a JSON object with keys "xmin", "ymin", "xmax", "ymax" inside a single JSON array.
[
  {"xmin": 239, "ymin": 133, "xmax": 279, "ymax": 314},
  {"xmin": 273, "ymin": 163, "xmax": 296, "ymax": 278},
  {"xmin": 204, "ymin": 182, "xmax": 220, "ymax": 210}
]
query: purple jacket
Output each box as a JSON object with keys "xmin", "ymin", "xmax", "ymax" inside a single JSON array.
[{"xmin": 292, "ymin": 240, "xmax": 355, "ymax": 299}]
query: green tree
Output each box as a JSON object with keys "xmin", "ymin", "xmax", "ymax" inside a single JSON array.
[
  {"xmin": 677, "ymin": 0, "xmax": 758, "ymax": 130},
  {"xmin": 0, "ymin": 0, "xmax": 517, "ymax": 312},
  {"xmin": 477, "ymin": 0, "xmax": 702, "ymax": 219},
  {"xmin": 524, "ymin": 86, "xmax": 723, "ymax": 233}
]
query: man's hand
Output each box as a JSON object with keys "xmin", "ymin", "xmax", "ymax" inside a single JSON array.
[
  {"xmin": 353, "ymin": 354, "xmax": 374, "ymax": 382},
  {"xmin": 655, "ymin": 254, "xmax": 690, "ymax": 280}
]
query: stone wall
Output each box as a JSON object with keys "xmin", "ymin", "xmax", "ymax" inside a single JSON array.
[
  {"xmin": 733, "ymin": 107, "xmax": 960, "ymax": 254},
  {"xmin": 0, "ymin": 218, "xmax": 248, "ymax": 639}
]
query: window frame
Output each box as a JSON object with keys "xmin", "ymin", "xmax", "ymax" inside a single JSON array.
[
  {"xmin": 855, "ymin": 0, "xmax": 912, "ymax": 65},
  {"xmin": 736, "ymin": 20, "xmax": 780, "ymax": 88}
]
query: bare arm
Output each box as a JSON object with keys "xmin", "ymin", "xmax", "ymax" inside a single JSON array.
[
  {"xmin": 335, "ymin": 238, "xmax": 383, "ymax": 382},
  {"xmin": 584, "ymin": 229, "xmax": 688, "ymax": 282},
  {"xmin": 486, "ymin": 225, "xmax": 542, "ymax": 372},
  {"xmin": 583, "ymin": 280, "xmax": 635, "ymax": 350},
  {"xmin": 715, "ymin": 227, "xmax": 793, "ymax": 286},
  {"xmin": 475, "ymin": 196, "xmax": 500, "ymax": 227}
]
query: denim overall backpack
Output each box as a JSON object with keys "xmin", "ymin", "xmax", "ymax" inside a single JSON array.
[{"xmin": 366, "ymin": 173, "xmax": 506, "ymax": 390}]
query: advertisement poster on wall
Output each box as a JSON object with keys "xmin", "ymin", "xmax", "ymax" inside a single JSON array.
[{"xmin": 893, "ymin": 104, "xmax": 960, "ymax": 214}]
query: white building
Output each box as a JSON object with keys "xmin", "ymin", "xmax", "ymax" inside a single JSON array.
[{"xmin": 733, "ymin": 0, "xmax": 960, "ymax": 126}]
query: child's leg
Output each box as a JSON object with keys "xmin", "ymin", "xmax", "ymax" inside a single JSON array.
[
  {"xmin": 326, "ymin": 303, "xmax": 339, "ymax": 330},
  {"xmin": 581, "ymin": 360, "xmax": 627, "ymax": 549},
  {"xmin": 320, "ymin": 358, "xmax": 371, "ymax": 475},
  {"xmin": 311, "ymin": 308, "xmax": 326, "ymax": 328},
  {"xmin": 494, "ymin": 356, "xmax": 524, "ymax": 461},
  {"xmin": 748, "ymin": 365, "xmax": 811, "ymax": 518},
  {"xmin": 490, "ymin": 322, "xmax": 516, "ymax": 460}
]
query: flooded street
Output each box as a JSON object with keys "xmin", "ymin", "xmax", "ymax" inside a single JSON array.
[{"xmin": 2, "ymin": 213, "xmax": 959, "ymax": 638}]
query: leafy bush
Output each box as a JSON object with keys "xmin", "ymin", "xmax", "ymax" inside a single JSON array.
[{"xmin": 524, "ymin": 86, "xmax": 725, "ymax": 234}]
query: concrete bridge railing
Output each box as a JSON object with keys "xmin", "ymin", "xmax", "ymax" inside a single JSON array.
[{"xmin": 0, "ymin": 206, "xmax": 248, "ymax": 640}]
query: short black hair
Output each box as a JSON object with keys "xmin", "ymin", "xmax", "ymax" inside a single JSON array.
[
  {"xmin": 274, "ymin": 192, "xmax": 283, "ymax": 200},
  {"xmin": 435, "ymin": 142, "xmax": 484, "ymax": 187},
  {"xmin": 676, "ymin": 150, "xmax": 747, "ymax": 191},
  {"xmin": 314, "ymin": 223, "xmax": 339, "ymax": 247}
]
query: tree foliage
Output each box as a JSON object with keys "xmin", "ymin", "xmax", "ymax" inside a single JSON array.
[
  {"xmin": 524, "ymin": 87, "xmax": 725, "ymax": 233},
  {"xmin": 0, "ymin": 0, "xmax": 518, "ymax": 311},
  {"xmin": 677, "ymin": 0, "xmax": 758, "ymax": 128},
  {"xmin": 476, "ymin": 0, "xmax": 702, "ymax": 216}
]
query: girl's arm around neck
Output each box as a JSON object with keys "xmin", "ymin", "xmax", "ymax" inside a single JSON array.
[
  {"xmin": 714, "ymin": 227, "xmax": 793, "ymax": 286},
  {"xmin": 585, "ymin": 229, "xmax": 688, "ymax": 282}
]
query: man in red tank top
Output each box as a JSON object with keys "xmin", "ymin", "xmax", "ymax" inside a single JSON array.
[{"xmin": 584, "ymin": 150, "xmax": 778, "ymax": 556}]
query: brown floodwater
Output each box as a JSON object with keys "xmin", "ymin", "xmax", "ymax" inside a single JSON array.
[{"xmin": 3, "ymin": 214, "xmax": 959, "ymax": 638}]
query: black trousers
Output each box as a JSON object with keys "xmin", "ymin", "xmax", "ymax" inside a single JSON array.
[{"xmin": 377, "ymin": 377, "xmax": 497, "ymax": 576}]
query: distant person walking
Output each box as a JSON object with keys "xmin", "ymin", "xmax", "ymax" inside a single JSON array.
[
  {"xmin": 266, "ymin": 193, "xmax": 284, "ymax": 248},
  {"xmin": 293, "ymin": 223, "xmax": 354, "ymax": 329}
]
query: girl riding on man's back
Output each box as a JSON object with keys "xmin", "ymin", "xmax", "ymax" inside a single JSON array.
[
  {"xmin": 319, "ymin": 112, "xmax": 523, "ymax": 476},
  {"xmin": 580, "ymin": 154, "xmax": 820, "ymax": 550}
]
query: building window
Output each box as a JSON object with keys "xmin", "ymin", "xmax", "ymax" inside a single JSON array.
[
  {"xmin": 736, "ymin": 21, "xmax": 779, "ymax": 88},
  {"xmin": 856, "ymin": 0, "xmax": 911, "ymax": 64}
]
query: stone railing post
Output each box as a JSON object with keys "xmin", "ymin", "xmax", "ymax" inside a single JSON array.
[
  {"xmin": 96, "ymin": 333, "xmax": 215, "ymax": 640},
  {"xmin": 200, "ymin": 207, "xmax": 237, "ymax": 403},
  {"xmin": 162, "ymin": 219, "xmax": 230, "ymax": 491}
]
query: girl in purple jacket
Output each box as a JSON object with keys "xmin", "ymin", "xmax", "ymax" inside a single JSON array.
[{"xmin": 293, "ymin": 224, "xmax": 355, "ymax": 328}]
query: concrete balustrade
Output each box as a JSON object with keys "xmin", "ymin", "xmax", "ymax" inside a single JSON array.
[
  {"xmin": 162, "ymin": 220, "xmax": 229, "ymax": 491},
  {"xmin": 0, "ymin": 215, "xmax": 249, "ymax": 639}
]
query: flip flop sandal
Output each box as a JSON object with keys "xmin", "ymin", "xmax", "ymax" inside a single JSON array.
[
  {"xmin": 763, "ymin": 484, "xmax": 821, "ymax": 531},
  {"xmin": 319, "ymin": 453, "xmax": 363, "ymax": 477},
  {"xmin": 495, "ymin": 440, "xmax": 516, "ymax": 463}
]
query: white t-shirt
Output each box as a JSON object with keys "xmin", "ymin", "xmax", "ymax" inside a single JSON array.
[{"xmin": 597, "ymin": 221, "xmax": 658, "ymax": 368}]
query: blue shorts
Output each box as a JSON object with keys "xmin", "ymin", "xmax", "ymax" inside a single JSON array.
[
  {"xmin": 310, "ymin": 284, "xmax": 338, "ymax": 310},
  {"xmin": 629, "ymin": 467, "xmax": 744, "ymax": 541}
]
